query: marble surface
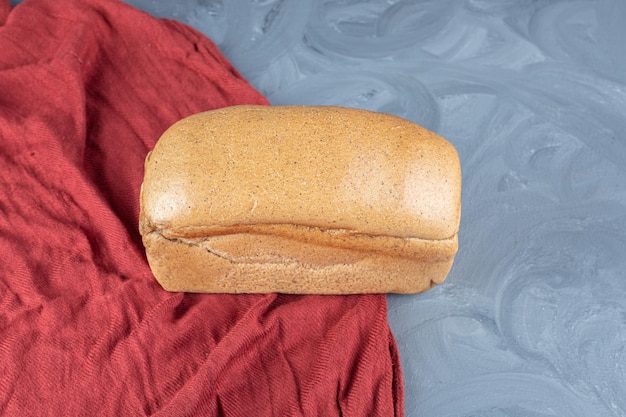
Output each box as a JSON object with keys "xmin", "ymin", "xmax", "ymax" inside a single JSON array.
[
  {"xmin": 127, "ymin": 1, "xmax": 626, "ymax": 415},
  {"xmin": 21, "ymin": 0, "xmax": 626, "ymax": 415}
]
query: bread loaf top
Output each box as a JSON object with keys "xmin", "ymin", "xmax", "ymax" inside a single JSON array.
[{"xmin": 140, "ymin": 105, "xmax": 461, "ymax": 241}]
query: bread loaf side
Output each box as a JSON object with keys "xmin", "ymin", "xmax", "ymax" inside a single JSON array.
[{"xmin": 139, "ymin": 105, "xmax": 461, "ymax": 294}]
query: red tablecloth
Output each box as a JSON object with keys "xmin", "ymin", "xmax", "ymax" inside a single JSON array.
[{"xmin": 0, "ymin": 0, "xmax": 404, "ymax": 415}]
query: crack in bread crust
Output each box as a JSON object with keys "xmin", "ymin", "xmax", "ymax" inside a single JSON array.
[
  {"xmin": 142, "ymin": 229, "xmax": 454, "ymax": 294},
  {"xmin": 145, "ymin": 221, "xmax": 458, "ymax": 264}
]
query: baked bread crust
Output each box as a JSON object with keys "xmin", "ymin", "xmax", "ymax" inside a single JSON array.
[{"xmin": 139, "ymin": 105, "xmax": 461, "ymax": 294}]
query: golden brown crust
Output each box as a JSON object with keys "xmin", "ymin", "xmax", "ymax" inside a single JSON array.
[{"xmin": 139, "ymin": 105, "xmax": 461, "ymax": 294}]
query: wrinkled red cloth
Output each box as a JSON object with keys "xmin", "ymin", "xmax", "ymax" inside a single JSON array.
[{"xmin": 0, "ymin": 0, "xmax": 404, "ymax": 415}]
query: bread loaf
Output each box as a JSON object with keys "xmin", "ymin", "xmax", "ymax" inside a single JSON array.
[{"xmin": 139, "ymin": 105, "xmax": 461, "ymax": 294}]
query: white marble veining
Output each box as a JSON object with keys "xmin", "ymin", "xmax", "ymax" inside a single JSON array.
[{"xmin": 85, "ymin": 0, "xmax": 626, "ymax": 414}]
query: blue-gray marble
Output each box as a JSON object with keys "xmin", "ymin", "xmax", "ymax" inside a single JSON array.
[{"xmin": 125, "ymin": 1, "xmax": 626, "ymax": 415}]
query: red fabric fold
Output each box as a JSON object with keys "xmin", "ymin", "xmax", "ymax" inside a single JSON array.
[{"xmin": 0, "ymin": 0, "xmax": 404, "ymax": 415}]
